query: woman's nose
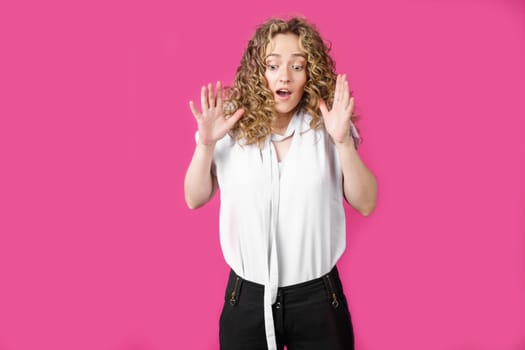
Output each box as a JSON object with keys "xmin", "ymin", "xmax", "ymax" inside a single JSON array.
[{"xmin": 279, "ymin": 67, "xmax": 291, "ymax": 82}]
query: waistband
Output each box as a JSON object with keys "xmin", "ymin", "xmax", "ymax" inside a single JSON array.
[{"xmin": 225, "ymin": 265, "xmax": 346, "ymax": 309}]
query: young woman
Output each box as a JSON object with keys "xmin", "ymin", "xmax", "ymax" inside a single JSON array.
[{"xmin": 185, "ymin": 16, "xmax": 377, "ymax": 350}]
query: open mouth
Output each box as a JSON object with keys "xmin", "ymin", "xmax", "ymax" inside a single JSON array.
[{"xmin": 276, "ymin": 89, "xmax": 292, "ymax": 97}]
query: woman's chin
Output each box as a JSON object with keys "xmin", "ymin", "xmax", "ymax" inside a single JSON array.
[{"xmin": 274, "ymin": 105, "xmax": 298, "ymax": 117}]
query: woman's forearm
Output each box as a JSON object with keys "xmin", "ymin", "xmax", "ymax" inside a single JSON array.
[
  {"xmin": 184, "ymin": 142, "xmax": 218, "ymax": 209},
  {"xmin": 335, "ymin": 140, "xmax": 377, "ymax": 216}
]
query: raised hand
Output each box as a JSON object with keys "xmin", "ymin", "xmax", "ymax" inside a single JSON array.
[
  {"xmin": 319, "ymin": 74, "xmax": 355, "ymax": 144},
  {"xmin": 189, "ymin": 81, "xmax": 244, "ymax": 146}
]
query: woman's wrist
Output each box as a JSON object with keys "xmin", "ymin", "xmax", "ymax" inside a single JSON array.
[
  {"xmin": 196, "ymin": 140, "xmax": 217, "ymax": 150},
  {"xmin": 334, "ymin": 136, "xmax": 357, "ymax": 153}
]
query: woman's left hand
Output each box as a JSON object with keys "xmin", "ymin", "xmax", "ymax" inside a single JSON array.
[{"xmin": 319, "ymin": 73, "xmax": 355, "ymax": 144}]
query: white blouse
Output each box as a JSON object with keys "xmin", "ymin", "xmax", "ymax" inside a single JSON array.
[{"xmin": 195, "ymin": 111, "xmax": 360, "ymax": 350}]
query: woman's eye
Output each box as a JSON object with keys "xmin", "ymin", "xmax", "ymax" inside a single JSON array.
[
  {"xmin": 292, "ymin": 65, "xmax": 304, "ymax": 71},
  {"xmin": 267, "ymin": 64, "xmax": 278, "ymax": 71}
]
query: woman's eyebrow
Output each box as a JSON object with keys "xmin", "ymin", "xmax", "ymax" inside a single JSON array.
[{"xmin": 265, "ymin": 53, "xmax": 307, "ymax": 59}]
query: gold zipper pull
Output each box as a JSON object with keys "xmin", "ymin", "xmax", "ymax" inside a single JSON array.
[
  {"xmin": 331, "ymin": 292, "xmax": 339, "ymax": 308},
  {"xmin": 230, "ymin": 277, "xmax": 240, "ymax": 305}
]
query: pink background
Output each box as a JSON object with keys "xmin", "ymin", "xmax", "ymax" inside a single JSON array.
[{"xmin": 1, "ymin": 0, "xmax": 524, "ymax": 349}]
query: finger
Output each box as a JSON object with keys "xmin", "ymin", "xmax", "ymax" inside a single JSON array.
[
  {"xmin": 207, "ymin": 83, "xmax": 216, "ymax": 108},
  {"xmin": 333, "ymin": 74, "xmax": 339, "ymax": 103},
  {"xmin": 216, "ymin": 81, "xmax": 223, "ymax": 111},
  {"xmin": 189, "ymin": 100, "xmax": 200, "ymax": 120},
  {"xmin": 346, "ymin": 96, "xmax": 355, "ymax": 114},
  {"xmin": 334, "ymin": 74, "xmax": 342, "ymax": 104},
  {"xmin": 319, "ymin": 99, "xmax": 329, "ymax": 117},
  {"xmin": 226, "ymin": 108, "xmax": 245, "ymax": 127},
  {"xmin": 342, "ymin": 77, "xmax": 350, "ymax": 106},
  {"xmin": 348, "ymin": 86, "xmax": 356, "ymax": 109},
  {"xmin": 200, "ymin": 85, "xmax": 208, "ymax": 111}
]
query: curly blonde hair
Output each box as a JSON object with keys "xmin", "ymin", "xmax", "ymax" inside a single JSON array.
[{"xmin": 225, "ymin": 16, "xmax": 360, "ymax": 147}]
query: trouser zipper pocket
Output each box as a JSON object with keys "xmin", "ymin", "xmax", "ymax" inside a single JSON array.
[
  {"xmin": 325, "ymin": 274, "xmax": 339, "ymax": 308},
  {"xmin": 230, "ymin": 276, "xmax": 240, "ymax": 306}
]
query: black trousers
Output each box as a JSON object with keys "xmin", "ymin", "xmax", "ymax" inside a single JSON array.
[{"xmin": 219, "ymin": 265, "xmax": 355, "ymax": 350}]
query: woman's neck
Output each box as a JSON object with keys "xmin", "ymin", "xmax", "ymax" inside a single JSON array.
[{"xmin": 271, "ymin": 111, "xmax": 295, "ymax": 135}]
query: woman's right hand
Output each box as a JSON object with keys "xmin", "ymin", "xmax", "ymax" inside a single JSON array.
[{"xmin": 189, "ymin": 81, "xmax": 244, "ymax": 146}]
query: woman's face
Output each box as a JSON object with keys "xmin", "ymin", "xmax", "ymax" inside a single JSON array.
[{"xmin": 264, "ymin": 33, "xmax": 307, "ymax": 119}]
